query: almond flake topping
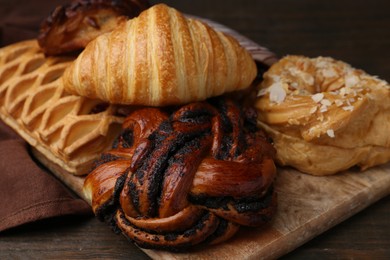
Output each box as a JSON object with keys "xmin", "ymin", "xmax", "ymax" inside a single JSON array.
[
  {"xmin": 345, "ymin": 74, "xmax": 360, "ymax": 88},
  {"xmin": 327, "ymin": 129, "xmax": 335, "ymax": 138},
  {"xmin": 320, "ymin": 105, "xmax": 328, "ymax": 113},
  {"xmin": 311, "ymin": 93, "xmax": 324, "ymax": 103},
  {"xmin": 322, "ymin": 68, "xmax": 337, "ymax": 78},
  {"xmin": 268, "ymin": 82, "xmax": 286, "ymax": 104},
  {"xmin": 320, "ymin": 99, "xmax": 332, "ymax": 106},
  {"xmin": 309, "ymin": 106, "xmax": 318, "ymax": 114},
  {"xmin": 342, "ymin": 105, "xmax": 354, "ymax": 111},
  {"xmin": 335, "ymin": 99, "xmax": 344, "ymax": 107},
  {"xmin": 339, "ymin": 88, "xmax": 346, "ymax": 96},
  {"xmin": 257, "ymin": 88, "xmax": 268, "ymax": 97}
]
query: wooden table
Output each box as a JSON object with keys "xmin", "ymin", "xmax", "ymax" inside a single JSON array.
[{"xmin": 1, "ymin": 0, "xmax": 389, "ymax": 259}]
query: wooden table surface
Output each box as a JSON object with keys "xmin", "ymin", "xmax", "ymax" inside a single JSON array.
[{"xmin": 1, "ymin": 0, "xmax": 389, "ymax": 259}]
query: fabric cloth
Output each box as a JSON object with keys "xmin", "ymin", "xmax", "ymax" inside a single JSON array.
[
  {"xmin": 0, "ymin": 0, "xmax": 92, "ymax": 232},
  {"xmin": 0, "ymin": 121, "xmax": 92, "ymax": 232},
  {"xmin": 0, "ymin": 122, "xmax": 92, "ymax": 231}
]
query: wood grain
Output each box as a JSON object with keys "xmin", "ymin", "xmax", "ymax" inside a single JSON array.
[
  {"xmin": 34, "ymin": 145, "xmax": 390, "ymax": 259},
  {"xmin": 148, "ymin": 165, "xmax": 390, "ymax": 259}
]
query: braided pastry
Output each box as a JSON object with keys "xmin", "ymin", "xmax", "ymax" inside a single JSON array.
[
  {"xmin": 84, "ymin": 98, "xmax": 277, "ymax": 250},
  {"xmin": 62, "ymin": 4, "xmax": 257, "ymax": 106},
  {"xmin": 256, "ymin": 55, "xmax": 390, "ymax": 175}
]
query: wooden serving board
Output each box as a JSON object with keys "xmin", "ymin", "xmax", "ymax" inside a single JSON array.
[
  {"xmin": 25, "ymin": 18, "xmax": 390, "ymax": 259},
  {"xmin": 32, "ymin": 148, "xmax": 390, "ymax": 259}
]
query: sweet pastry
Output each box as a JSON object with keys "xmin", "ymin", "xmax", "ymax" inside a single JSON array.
[
  {"xmin": 256, "ymin": 55, "xmax": 390, "ymax": 175},
  {"xmin": 0, "ymin": 40, "xmax": 124, "ymax": 175},
  {"xmin": 0, "ymin": 1, "xmax": 277, "ymax": 252},
  {"xmin": 38, "ymin": 0, "xmax": 150, "ymax": 56},
  {"xmin": 0, "ymin": 3, "xmax": 270, "ymax": 176},
  {"xmin": 62, "ymin": 4, "xmax": 257, "ymax": 106},
  {"xmin": 84, "ymin": 98, "xmax": 277, "ymax": 250}
]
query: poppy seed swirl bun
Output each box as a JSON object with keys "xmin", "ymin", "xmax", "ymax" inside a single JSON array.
[{"xmin": 83, "ymin": 98, "xmax": 277, "ymax": 250}]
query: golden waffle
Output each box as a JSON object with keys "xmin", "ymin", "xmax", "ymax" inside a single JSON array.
[{"xmin": 0, "ymin": 40, "xmax": 124, "ymax": 175}]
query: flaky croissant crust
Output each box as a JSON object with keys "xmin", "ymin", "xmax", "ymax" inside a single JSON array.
[
  {"xmin": 63, "ymin": 4, "xmax": 257, "ymax": 106},
  {"xmin": 256, "ymin": 55, "xmax": 390, "ymax": 175},
  {"xmin": 84, "ymin": 98, "xmax": 277, "ymax": 250}
]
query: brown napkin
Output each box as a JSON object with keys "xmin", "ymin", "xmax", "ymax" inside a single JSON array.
[{"xmin": 0, "ymin": 120, "xmax": 92, "ymax": 232}]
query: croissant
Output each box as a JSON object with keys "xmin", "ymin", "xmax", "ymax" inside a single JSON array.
[
  {"xmin": 256, "ymin": 55, "xmax": 390, "ymax": 175},
  {"xmin": 84, "ymin": 98, "xmax": 277, "ymax": 250},
  {"xmin": 62, "ymin": 4, "xmax": 257, "ymax": 106}
]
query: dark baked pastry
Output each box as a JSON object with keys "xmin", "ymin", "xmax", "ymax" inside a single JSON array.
[
  {"xmin": 38, "ymin": 0, "xmax": 150, "ymax": 55},
  {"xmin": 84, "ymin": 98, "xmax": 277, "ymax": 250}
]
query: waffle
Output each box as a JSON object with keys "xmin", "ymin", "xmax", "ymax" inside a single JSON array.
[{"xmin": 0, "ymin": 40, "xmax": 124, "ymax": 175}]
